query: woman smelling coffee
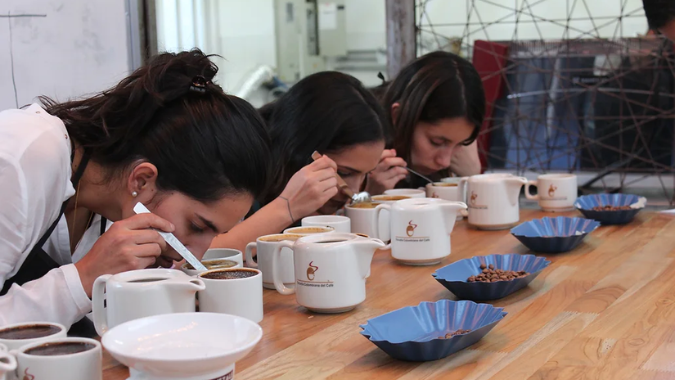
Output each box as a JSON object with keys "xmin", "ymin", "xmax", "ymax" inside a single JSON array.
[
  {"xmin": 0, "ymin": 50, "xmax": 271, "ymax": 334},
  {"xmin": 211, "ymin": 71, "xmax": 387, "ymax": 252},
  {"xmin": 366, "ymin": 51, "xmax": 486, "ymax": 194}
]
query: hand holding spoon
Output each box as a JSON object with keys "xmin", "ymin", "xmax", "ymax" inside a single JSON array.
[{"xmin": 311, "ymin": 151, "xmax": 371, "ymax": 205}]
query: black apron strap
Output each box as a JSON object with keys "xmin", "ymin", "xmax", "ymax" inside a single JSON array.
[{"xmin": 1, "ymin": 150, "xmax": 98, "ymax": 337}]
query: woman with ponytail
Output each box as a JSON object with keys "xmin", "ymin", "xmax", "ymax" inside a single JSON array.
[
  {"xmin": 366, "ymin": 51, "xmax": 486, "ymax": 193},
  {"xmin": 0, "ymin": 49, "xmax": 271, "ymax": 332}
]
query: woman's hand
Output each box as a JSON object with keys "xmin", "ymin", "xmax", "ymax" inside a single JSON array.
[
  {"xmin": 278, "ymin": 155, "xmax": 339, "ymax": 221},
  {"xmin": 365, "ymin": 149, "xmax": 409, "ymax": 195},
  {"xmin": 75, "ymin": 213, "xmax": 174, "ymax": 297}
]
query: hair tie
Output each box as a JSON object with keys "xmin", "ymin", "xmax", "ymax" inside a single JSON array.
[
  {"xmin": 377, "ymin": 72, "xmax": 386, "ymax": 84},
  {"xmin": 190, "ymin": 75, "xmax": 210, "ymax": 93}
]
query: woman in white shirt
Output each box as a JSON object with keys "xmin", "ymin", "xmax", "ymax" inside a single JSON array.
[
  {"xmin": 0, "ymin": 49, "xmax": 272, "ymax": 334},
  {"xmin": 366, "ymin": 51, "xmax": 486, "ymax": 193}
]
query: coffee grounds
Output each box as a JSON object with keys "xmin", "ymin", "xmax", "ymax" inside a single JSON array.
[
  {"xmin": 467, "ymin": 264, "xmax": 529, "ymax": 283},
  {"xmin": 202, "ymin": 270, "xmax": 257, "ymax": 280},
  {"xmin": 438, "ymin": 329, "xmax": 471, "ymax": 339},
  {"xmin": 591, "ymin": 205, "xmax": 632, "ymax": 211}
]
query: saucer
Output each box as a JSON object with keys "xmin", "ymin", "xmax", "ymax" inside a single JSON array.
[{"xmin": 103, "ymin": 313, "xmax": 261, "ymax": 379}]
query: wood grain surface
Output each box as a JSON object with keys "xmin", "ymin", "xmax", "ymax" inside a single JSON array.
[{"xmin": 102, "ymin": 210, "xmax": 675, "ymax": 380}]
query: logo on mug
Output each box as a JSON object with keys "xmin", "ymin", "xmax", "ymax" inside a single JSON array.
[
  {"xmin": 548, "ymin": 184, "xmax": 557, "ymax": 198},
  {"xmin": 470, "ymin": 191, "xmax": 478, "ymax": 205},
  {"xmin": 431, "ymin": 192, "xmax": 439, "ymax": 198},
  {"xmin": 307, "ymin": 261, "xmax": 319, "ymax": 281},
  {"xmin": 23, "ymin": 368, "xmax": 35, "ymax": 380},
  {"xmin": 406, "ymin": 220, "xmax": 418, "ymax": 237}
]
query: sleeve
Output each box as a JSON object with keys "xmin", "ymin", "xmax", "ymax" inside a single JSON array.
[
  {"xmin": 0, "ymin": 139, "xmax": 90, "ymax": 327},
  {"xmin": 450, "ymin": 141, "xmax": 482, "ymax": 177}
]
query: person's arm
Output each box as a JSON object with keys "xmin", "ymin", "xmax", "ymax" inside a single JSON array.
[
  {"xmin": 450, "ymin": 141, "xmax": 482, "ymax": 177},
  {"xmin": 211, "ymin": 156, "xmax": 339, "ymax": 252}
]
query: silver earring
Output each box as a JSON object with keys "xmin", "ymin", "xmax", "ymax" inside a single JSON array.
[{"xmin": 131, "ymin": 191, "xmax": 138, "ymax": 197}]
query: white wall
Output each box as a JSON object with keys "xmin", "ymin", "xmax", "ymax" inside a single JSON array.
[
  {"xmin": 0, "ymin": 0, "xmax": 130, "ymax": 110},
  {"xmin": 344, "ymin": 0, "xmax": 385, "ymax": 51}
]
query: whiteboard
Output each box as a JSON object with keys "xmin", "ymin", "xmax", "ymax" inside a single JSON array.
[{"xmin": 0, "ymin": 0, "xmax": 131, "ymax": 110}]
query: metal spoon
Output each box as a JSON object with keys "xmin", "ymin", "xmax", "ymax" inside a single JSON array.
[
  {"xmin": 311, "ymin": 151, "xmax": 372, "ymax": 205},
  {"xmin": 404, "ymin": 167, "xmax": 434, "ymax": 184}
]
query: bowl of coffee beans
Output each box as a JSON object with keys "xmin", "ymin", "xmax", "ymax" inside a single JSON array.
[
  {"xmin": 511, "ymin": 216, "xmax": 600, "ymax": 253},
  {"xmin": 360, "ymin": 300, "xmax": 506, "ymax": 361},
  {"xmin": 433, "ymin": 254, "xmax": 550, "ymax": 301},
  {"xmin": 575, "ymin": 193, "xmax": 646, "ymax": 225}
]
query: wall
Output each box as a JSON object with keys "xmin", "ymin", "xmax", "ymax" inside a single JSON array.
[{"xmin": 0, "ymin": 0, "xmax": 130, "ymax": 110}]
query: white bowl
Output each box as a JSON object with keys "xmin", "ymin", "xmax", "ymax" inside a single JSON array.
[{"xmin": 102, "ymin": 313, "xmax": 262, "ymax": 378}]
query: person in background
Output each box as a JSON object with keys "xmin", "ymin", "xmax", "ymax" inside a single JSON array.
[
  {"xmin": 0, "ymin": 49, "xmax": 271, "ymax": 332},
  {"xmin": 643, "ymin": 0, "xmax": 675, "ymax": 41},
  {"xmin": 211, "ymin": 71, "xmax": 387, "ymax": 252},
  {"xmin": 366, "ymin": 51, "xmax": 486, "ymax": 194}
]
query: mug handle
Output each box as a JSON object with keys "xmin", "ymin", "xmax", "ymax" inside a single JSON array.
[
  {"xmin": 374, "ymin": 204, "xmax": 392, "ymax": 249},
  {"xmin": 245, "ymin": 242, "xmax": 258, "ymax": 268},
  {"xmin": 272, "ymin": 240, "xmax": 296, "ymax": 295},
  {"xmin": 458, "ymin": 177, "xmax": 469, "ymax": 203},
  {"xmin": 0, "ymin": 350, "xmax": 16, "ymax": 374},
  {"xmin": 525, "ymin": 180, "xmax": 539, "ymax": 200},
  {"xmin": 92, "ymin": 274, "xmax": 112, "ymax": 336}
]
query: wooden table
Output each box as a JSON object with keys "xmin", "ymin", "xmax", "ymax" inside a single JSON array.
[{"xmin": 103, "ymin": 210, "xmax": 675, "ymax": 380}]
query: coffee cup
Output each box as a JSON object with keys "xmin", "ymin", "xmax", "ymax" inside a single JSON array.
[
  {"xmin": 345, "ymin": 202, "xmax": 389, "ymax": 240},
  {"xmin": 525, "ymin": 174, "xmax": 578, "ymax": 212},
  {"xmin": 283, "ymin": 226, "xmax": 334, "ymax": 236},
  {"xmin": 245, "ymin": 234, "xmax": 299, "ymax": 290},
  {"xmin": 426, "ymin": 182, "xmax": 467, "ymax": 220},
  {"xmin": 198, "ymin": 268, "xmax": 263, "ymax": 323},
  {"xmin": 271, "ymin": 233, "xmax": 386, "ymax": 313},
  {"xmin": 0, "ymin": 343, "xmax": 16, "ymax": 380},
  {"xmin": 383, "ymin": 189, "xmax": 425, "ymax": 198},
  {"xmin": 203, "ymin": 248, "xmax": 244, "ymax": 266},
  {"xmin": 181, "ymin": 257, "xmax": 242, "ymax": 277},
  {"xmin": 301, "ymin": 215, "xmax": 351, "ymax": 233},
  {"xmin": 10, "ymin": 338, "xmax": 101, "ymax": 380},
  {"xmin": 0, "ymin": 322, "xmax": 66, "ymax": 351},
  {"xmin": 92, "ymin": 269, "xmax": 205, "ymax": 335},
  {"xmin": 379, "ymin": 198, "xmax": 467, "ymax": 265}
]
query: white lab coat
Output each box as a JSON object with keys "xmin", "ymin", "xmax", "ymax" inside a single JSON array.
[{"xmin": 0, "ymin": 104, "xmax": 103, "ymax": 328}]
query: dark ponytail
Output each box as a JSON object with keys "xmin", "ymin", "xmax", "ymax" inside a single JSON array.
[{"xmin": 41, "ymin": 49, "xmax": 271, "ymax": 202}]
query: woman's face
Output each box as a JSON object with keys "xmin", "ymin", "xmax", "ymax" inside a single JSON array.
[
  {"xmin": 319, "ymin": 141, "xmax": 385, "ymax": 215},
  {"xmin": 409, "ymin": 117, "xmax": 475, "ymax": 175},
  {"xmin": 142, "ymin": 191, "xmax": 253, "ymax": 266}
]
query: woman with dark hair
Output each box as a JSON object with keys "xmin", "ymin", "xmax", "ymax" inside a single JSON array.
[
  {"xmin": 366, "ymin": 51, "xmax": 486, "ymax": 193},
  {"xmin": 211, "ymin": 71, "xmax": 387, "ymax": 251},
  {"xmin": 0, "ymin": 49, "xmax": 271, "ymax": 331}
]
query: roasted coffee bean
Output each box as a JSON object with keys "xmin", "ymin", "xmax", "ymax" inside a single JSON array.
[
  {"xmin": 467, "ymin": 266, "xmax": 530, "ymax": 283},
  {"xmin": 591, "ymin": 205, "xmax": 632, "ymax": 211},
  {"xmin": 438, "ymin": 329, "xmax": 471, "ymax": 339}
]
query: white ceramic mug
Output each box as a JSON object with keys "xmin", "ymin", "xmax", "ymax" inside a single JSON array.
[
  {"xmin": 0, "ymin": 323, "xmax": 67, "ymax": 351},
  {"xmin": 383, "ymin": 189, "xmax": 425, "ymax": 198},
  {"xmin": 525, "ymin": 174, "xmax": 578, "ymax": 212},
  {"xmin": 345, "ymin": 202, "xmax": 389, "ymax": 240},
  {"xmin": 271, "ymin": 233, "xmax": 386, "ymax": 313},
  {"xmin": 379, "ymin": 198, "xmax": 467, "ymax": 265},
  {"xmin": 245, "ymin": 234, "xmax": 300, "ymax": 289},
  {"xmin": 425, "ymin": 182, "xmax": 468, "ymax": 220},
  {"xmin": 460, "ymin": 174, "xmax": 527, "ymax": 230},
  {"xmin": 92, "ymin": 269, "xmax": 205, "ymax": 336},
  {"xmin": 283, "ymin": 226, "xmax": 334, "ymax": 236},
  {"xmin": 301, "ymin": 215, "xmax": 351, "ymax": 233},
  {"xmin": 10, "ymin": 338, "xmax": 102, "ymax": 380},
  {"xmin": 198, "ymin": 268, "xmax": 264, "ymax": 323},
  {"xmin": 0, "ymin": 343, "xmax": 16, "ymax": 380},
  {"xmin": 203, "ymin": 248, "xmax": 244, "ymax": 266}
]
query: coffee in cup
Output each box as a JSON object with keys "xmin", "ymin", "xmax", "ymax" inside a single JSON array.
[
  {"xmin": 202, "ymin": 248, "xmax": 244, "ymax": 267},
  {"xmin": 12, "ymin": 338, "xmax": 102, "ymax": 380},
  {"xmin": 198, "ymin": 268, "xmax": 263, "ymax": 323},
  {"xmin": 348, "ymin": 202, "xmax": 381, "ymax": 209},
  {"xmin": 0, "ymin": 322, "xmax": 66, "ymax": 351},
  {"xmin": 301, "ymin": 215, "xmax": 351, "ymax": 233},
  {"xmin": 259, "ymin": 234, "xmax": 301, "ymax": 243},
  {"xmin": 24, "ymin": 342, "xmax": 96, "ymax": 356},
  {"xmin": 184, "ymin": 259, "xmax": 237, "ymax": 271},
  {"xmin": 371, "ymin": 195, "xmax": 410, "ymax": 203},
  {"xmin": 283, "ymin": 226, "xmax": 334, "ymax": 236}
]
